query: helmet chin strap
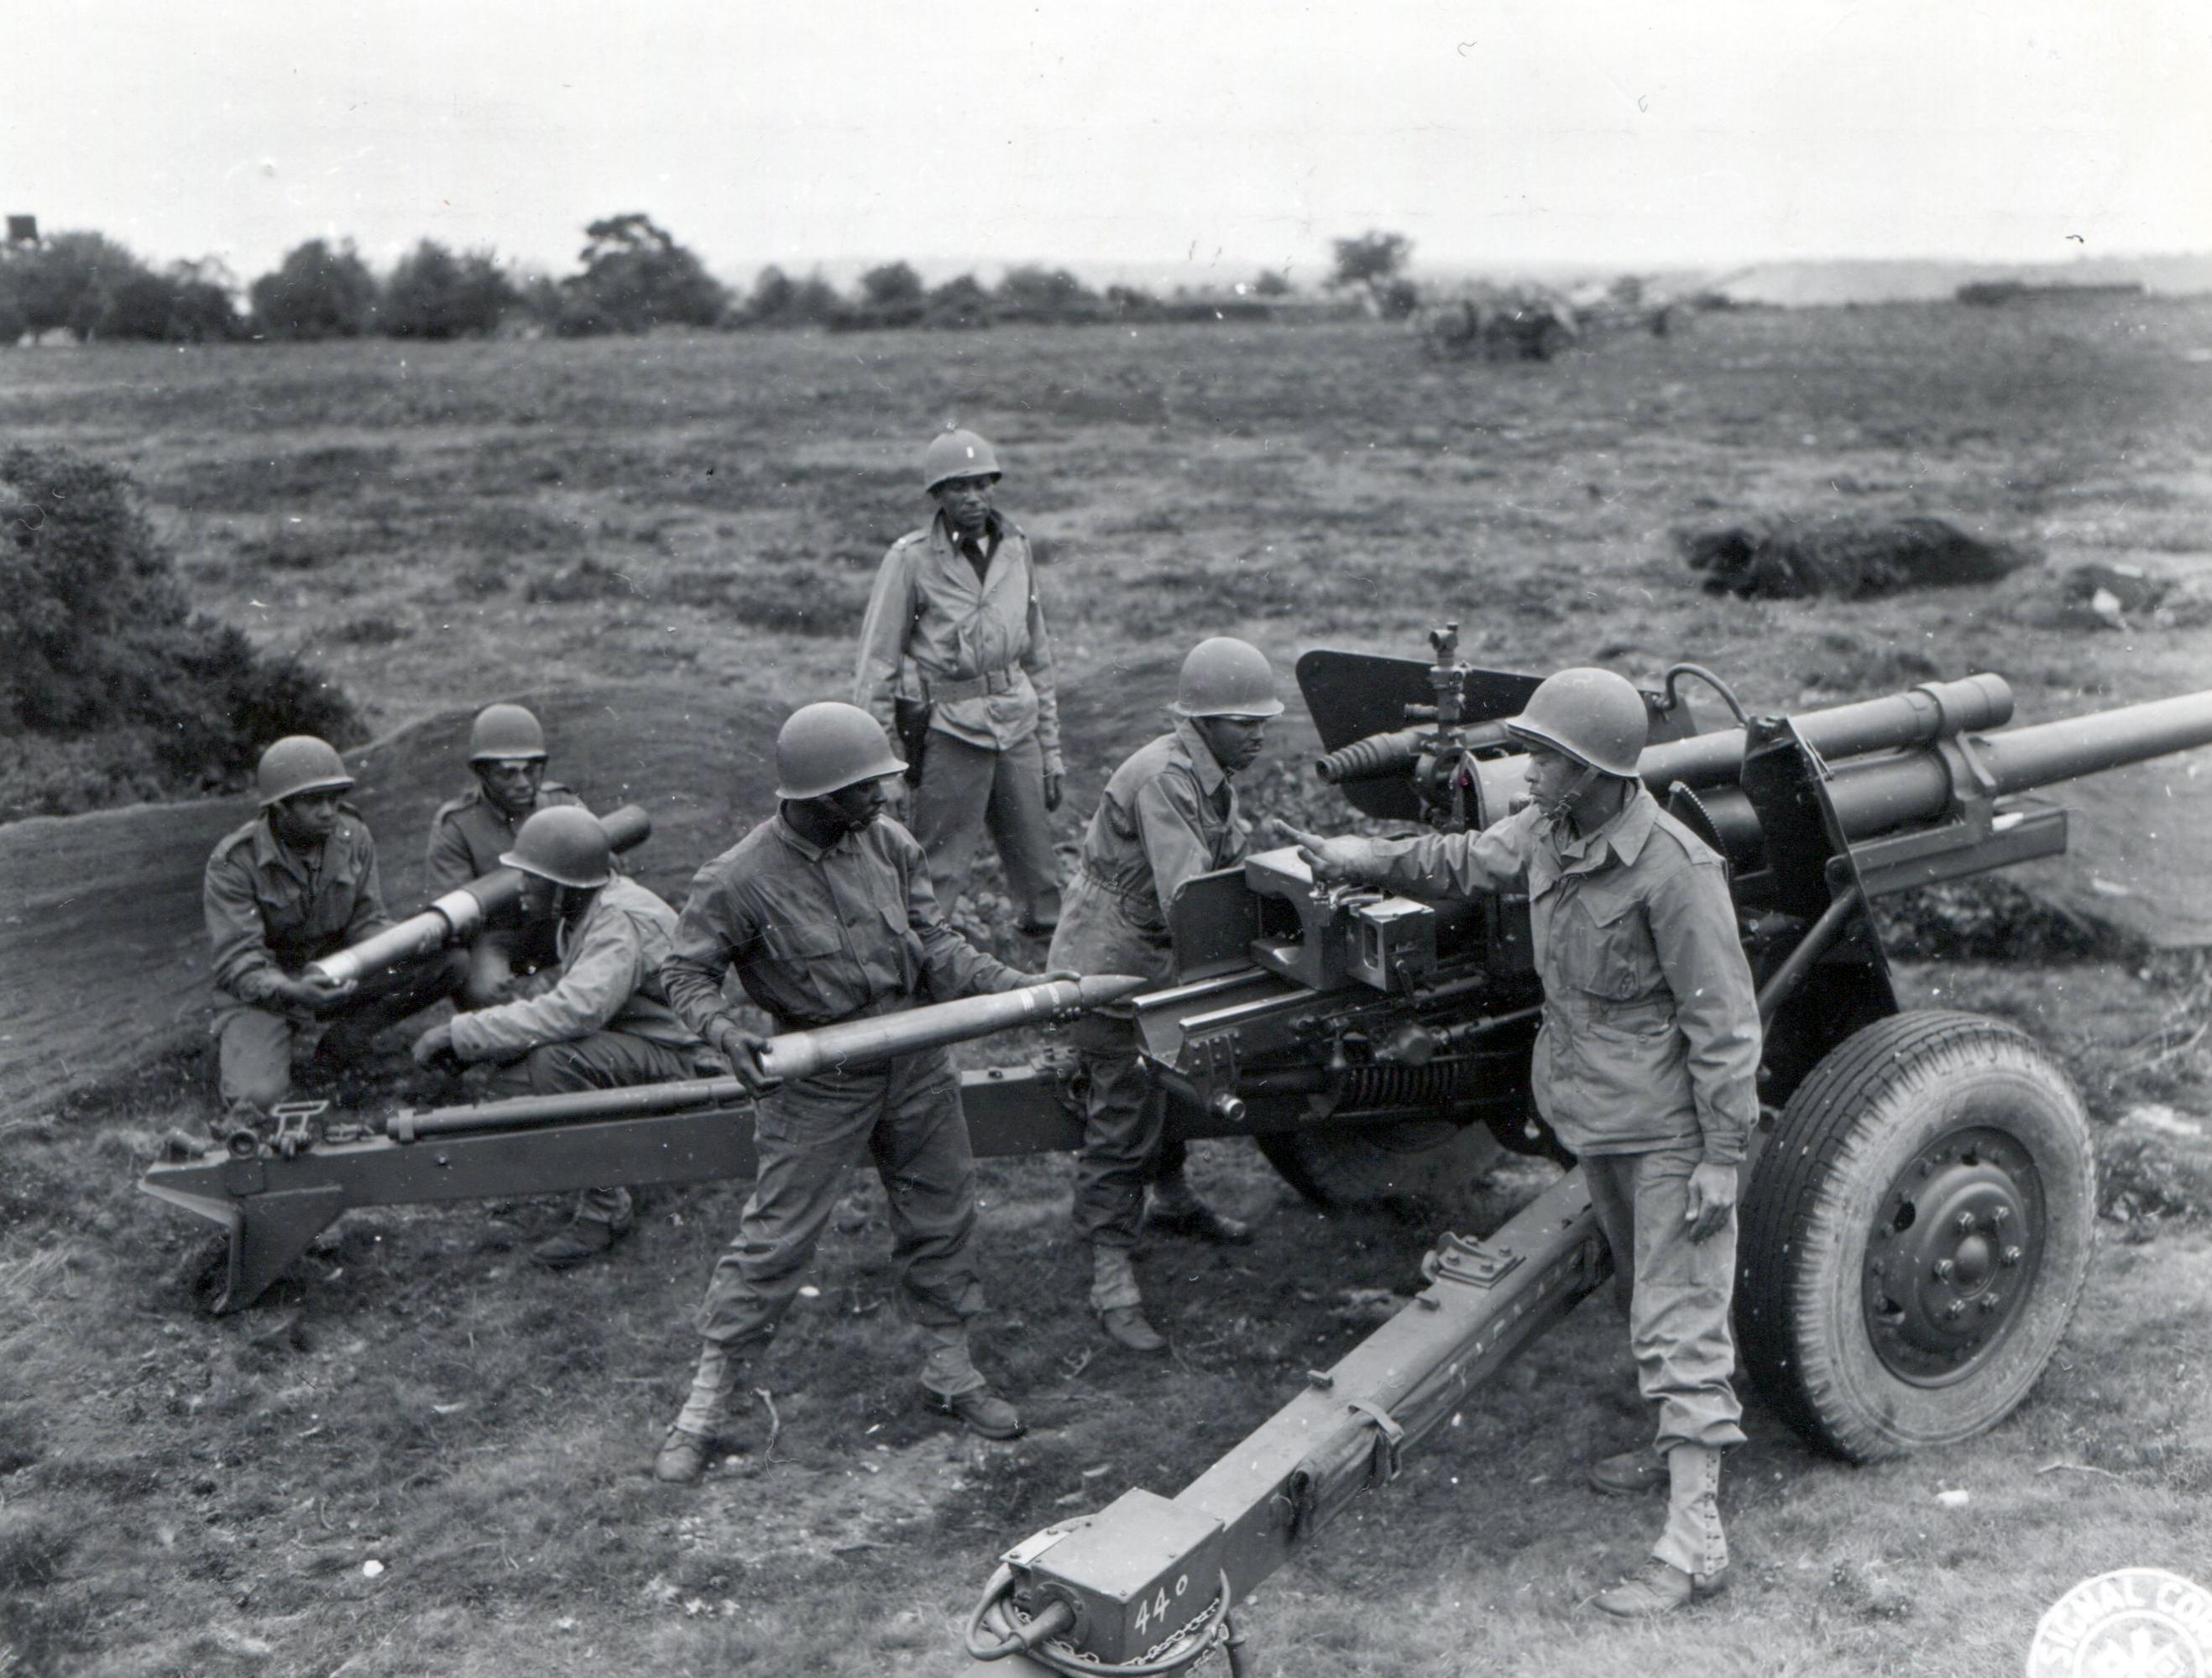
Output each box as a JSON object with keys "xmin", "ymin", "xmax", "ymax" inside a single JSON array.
[{"xmin": 1535, "ymin": 761, "xmax": 1602, "ymax": 826}]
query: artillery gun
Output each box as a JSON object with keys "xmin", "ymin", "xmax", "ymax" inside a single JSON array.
[
  {"xmin": 958, "ymin": 625, "xmax": 2212, "ymax": 1676},
  {"xmin": 132, "ymin": 627, "xmax": 2212, "ymax": 1670}
]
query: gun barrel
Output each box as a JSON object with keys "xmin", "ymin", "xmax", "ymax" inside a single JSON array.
[
  {"xmin": 309, "ymin": 803, "xmax": 651, "ymax": 985},
  {"xmin": 390, "ymin": 974, "xmax": 1145, "ymax": 1140},
  {"xmin": 1639, "ymin": 672, "xmax": 2014, "ymax": 791},
  {"xmin": 1823, "ymin": 688, "xmax": 2212, "ymax": 839}
]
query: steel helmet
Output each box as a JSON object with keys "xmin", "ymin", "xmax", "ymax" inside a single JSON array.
[
  {"xmin": 774, "ymin": 702, "xmax": 908, "ymax": 800},
  {"xmin": 922, "ymin": 428, "xmax": 1002, "ymax": 494},
  {"xmin": 1504, "ymin": 668, "xmax": 1648, "ymax": 777},
  {"xmin": 499, "ymin": 806, "xmax": 612, "ymax": 888},
  {"xmin": 255, "ymin": 735, "xmax": 354, "ymax": 806},
  {"xmin": 468, "ymin": 703, "xmax": 548, "ymax": 763},
  {"xmin": 1170, "ymin": 637, "xmax": 1284, "ymax": 719}
]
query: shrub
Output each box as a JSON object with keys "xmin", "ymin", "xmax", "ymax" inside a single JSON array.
[
  {"xmin": 0, "ymin": 447, "xmax": 362, "ymax": 818},
  {"xmin": 94, "ymin": 259, "xmax": 240, "ymax": 342},
  {"xmin": 383, "ymin": 241, "xmax": 518, "ymax": 338},
  {"xmin": 249, "ymin": 239, "xmax": 379, "ymax": 339},
  {"xmin": 994, "ymin": 265, "xmax": 1102, "ymax": 321},
  {"xmin": 746, "ymin": 264, "xmax": 843, "ymax": 327},
  {"xmin": 923, "ymin": 274, "xmax": 992, "ymax": 329}
]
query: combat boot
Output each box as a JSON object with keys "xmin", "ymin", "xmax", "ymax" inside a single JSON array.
[
  {"xmin": 531, "ymin": 1189, "xmax": 636, "ymax": 1270},
  {"xmin": 1097, "ymin": 1304, "xmax": 1168, "ymax": 1354},
  {"xmin": 925, "ymin": 1385, "xmax": 1025, "ymax": 1440},
  {"xmin": 654, "ymin": 1425, "xmax": 717, "ymax": 1486},
  {"xmin": 1145, "ymin": 1176, "xmax": 1252, "ymax": 1246},
  {"xmin": 1592, "ymin": 1557, "xmax": 1728, "ymax": 1618},
  {"xmin": 1587, "ymin": 1448, "xmax": 1667, "ymax": 1496},
  {"xmin": 656, "ymin": 1343, "xmax": 743, "ymax": 1484}
]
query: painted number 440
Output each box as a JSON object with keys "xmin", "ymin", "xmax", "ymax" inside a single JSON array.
[{"xmin": 1132, "ymin": 1573, "xmax": 1190, "ymax": 1635}]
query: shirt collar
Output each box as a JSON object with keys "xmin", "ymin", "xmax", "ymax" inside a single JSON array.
[
  {"xmin": 769, "ymin": 808, "xmax": 866, "ymax": 864},
  {"xmin": 934, "ymin": 507, "xmax": 1004, "ymax": 552},
  {"xmin": 1550, "ymin": 784, "xmax": 1658, "ymax": 870},
  {"xmin": 1171, "ymin": 717, "xmax": 1229, "ymax": 795}
]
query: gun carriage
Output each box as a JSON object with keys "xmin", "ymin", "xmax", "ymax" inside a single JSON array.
[{"xmin": 134, "ymin": 626, "xmax": 2212, "ymax": 1675}]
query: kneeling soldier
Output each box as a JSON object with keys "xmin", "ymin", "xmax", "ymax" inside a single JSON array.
[
  {"xmin": 411, "ymin": 806, "xmax": 708, "ymax": 1268},
  {"xmin": 205, "ymin": 736, "xmax": 468, "ymax": 1141},
  {"xmin": 427, "ymin": 703, "xmax": 604, "ymax": 1008},
  {"xmin": 1049, "ymin": 638, "xmax": 1277, "ymax": 1353},
  {"xmin": 1279, "ymin": 668, "xmax": 1760, "ymax": 1617},
  {"xmin": 653, "ymin": 702, "xmax": 1058, "ymax": 1484}
]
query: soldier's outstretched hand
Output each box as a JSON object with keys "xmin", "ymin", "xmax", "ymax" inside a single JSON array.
[{"xmin": 1266, "ymin": 818, "xmax": 1369, "ymax": 886}]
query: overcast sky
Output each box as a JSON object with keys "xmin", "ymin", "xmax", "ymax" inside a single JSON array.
[{"xmin": 9, "ymin": 0, "xmax": 2209, "ymax": 285}]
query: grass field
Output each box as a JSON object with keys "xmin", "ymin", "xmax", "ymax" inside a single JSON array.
[{"xmin": 3, "ymin": 302, "xmax": 2212, "ymax": 1676}]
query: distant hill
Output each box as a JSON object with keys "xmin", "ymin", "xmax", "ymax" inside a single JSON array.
[{"xmin": 1707, "ymin": 254, "xmax": 2212, "ymax": 306}]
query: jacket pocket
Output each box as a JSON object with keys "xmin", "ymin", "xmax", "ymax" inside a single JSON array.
[
  {"xmin": 761, "ymin": 920, "xmax": 842, "ymax": 962},
  {"xmin": 1556, "ymin": 887, "xmax": 1660, "ymax": 1004}
]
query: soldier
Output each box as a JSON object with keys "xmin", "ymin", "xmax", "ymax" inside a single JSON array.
[
  {"xmin": 411, "ymin": 807, "xmax": 710, "ymax": 1269},
  {"xmin": 854, "ymin": 427, "xmax": 1064, "ymax": 936},
  {"xmin": 1050, "ymin": 638, "xmax": 1276, "ymax": 1354},
  {"xmin": 204, "ymin": 736, "xmax": 468, "ymax": 1140},
  {"xmin": 427, "ymin": 703, "xmax": 602, "ymax": 1008},
  {"xmin": 1278, "ymin": 668, "xmax": 1760, "ymax": 1617},
  {"xmin": 652, "ymin": 702, "xmax": 1064, "ymax": 1484}
]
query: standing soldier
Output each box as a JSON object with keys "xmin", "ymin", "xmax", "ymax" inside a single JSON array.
[
  {"xmin": 411, "ymin": 807, "xmax": 710, "ymax": 1269},
  {"xmin": 1050, "ymin": 638, "xmax": 1277, "ymax": 1354},
  {"xmin": 1278, "ymin": 668, "xmax": 1760, "ymax": 1617},
  {"xmin": 427, "ymin": 703, "xmax": 603, "ymax": 1007},
  {"xmin": 652, "ymin": 703, "xmax": 1062, "ymax": 1484},
  {"xmin": 203, "ymin": 736, "xmax": 468, "ymax": 1142},
  {"xmin": 854, "ymin": 427, "xmax": 1064, "ymax": 936}
]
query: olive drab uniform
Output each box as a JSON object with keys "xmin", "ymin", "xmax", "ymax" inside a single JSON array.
[
  {"xmin": 853, "ymin": 509, "xmax": 1064, "ymax": 928},
  {"xmin": 426, "ymin": 781, "xmax": 604, "ymax": 1003},
  {"xmin": 444, "ymin": 874, "xmax": 710, "ymax": 1229},
  {"xmin": 204, "ymin": 808, "xmax": 468, "ymax": 1121},
  {"xmin": 1333, "ymin": 784, "xmax": 1760, "ymax": 1579},
  {"xmin": 1048, "ymin": 719, "xmax": 1249, "ymax": 1294},
  {"xmin": 662, "ymin": 811, "xmax": 1032, "ymax": 1401}
]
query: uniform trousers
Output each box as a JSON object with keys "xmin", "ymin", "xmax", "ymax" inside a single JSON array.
[
  {"xmin": 1067, "ymin": 1012, "xmax": 1190, "ymax": 1265},
  {"xmin": 485, "ymin": 1029, "xmax": 702, "ymax": 1226},
  {"xmin": 909, "ymin": 730, "xmax": 1060, "ymax": 928},
  {"xmin": 1582, "ymin": 1142, "xmax": 1743, "ymax": 1576},
  {"xmin": 216, "ymin": 948, "xmax": 469, "ymax": 1117},
  {"xmin": 695, "ymin": 1044, "xmax": 987, "ymax": 1397}
]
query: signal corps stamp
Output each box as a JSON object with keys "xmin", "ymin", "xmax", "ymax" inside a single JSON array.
[{"xmin": 2027, "ymin": 1567, "xmax": 2212, "ymax": 1678}]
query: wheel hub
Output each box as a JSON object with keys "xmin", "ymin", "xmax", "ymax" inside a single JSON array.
[{"xmin": 1862, "ymin": 1127, "xmax": 2042, "ymax": 1386}]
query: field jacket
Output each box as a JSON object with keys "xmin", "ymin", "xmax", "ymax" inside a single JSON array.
[
  {"xmin": 447, "ymin": 876, "xmax": 700, "ymax": 1063},
  {"xmin": 204, "ymin": 808, "xmax": 390, "ymax": 1019},
  {"xmin": 425, "ymin": 781, "xmax": 589, "ymax": 893},
  {"xmin": 662, "ymin": 812, "xmax": 1029, "ymax": 1037},
  {"xmin": 1339, "ymin": 788, "xmax": 1760, "ymax": 1162},
  {"xmin": 1048, "ymin": 721, "xmax": 1249, "ymax": 986},
  {"xmin": 853, "ymin": 510, "xmax": 1064, "ymax": 776}
]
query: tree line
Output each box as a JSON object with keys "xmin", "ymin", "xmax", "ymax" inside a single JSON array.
[{"xmin": 0, "ymin": 213, "xmax": 1393, "ymax": 346}]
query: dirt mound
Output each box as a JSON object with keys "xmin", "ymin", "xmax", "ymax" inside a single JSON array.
[
  {"xmin": 0, "ymin": 682, "xmax": 788, "ymax": 1121},
  {"xmin": 1681, "ymin": 515, "xmax": 2032, "ymax": 599}
]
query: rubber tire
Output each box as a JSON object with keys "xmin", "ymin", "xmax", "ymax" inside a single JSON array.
[
  {"xmin": 1737, "ymin": 1010, "xmax": 2095, "ymax": 1463},
  {"xmin": 1257, "ymin": 1121, "xmax": 1504, "ymax": 1212}
]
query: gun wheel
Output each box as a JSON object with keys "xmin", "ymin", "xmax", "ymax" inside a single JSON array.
[
  {"xmin": 1737, "ymin": 1010, "xmax": 2095, "ymax": 1463},
  {"xmin": 1255, "ymin": 1119, "xmax": 1503, "ymax": 1213}
]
